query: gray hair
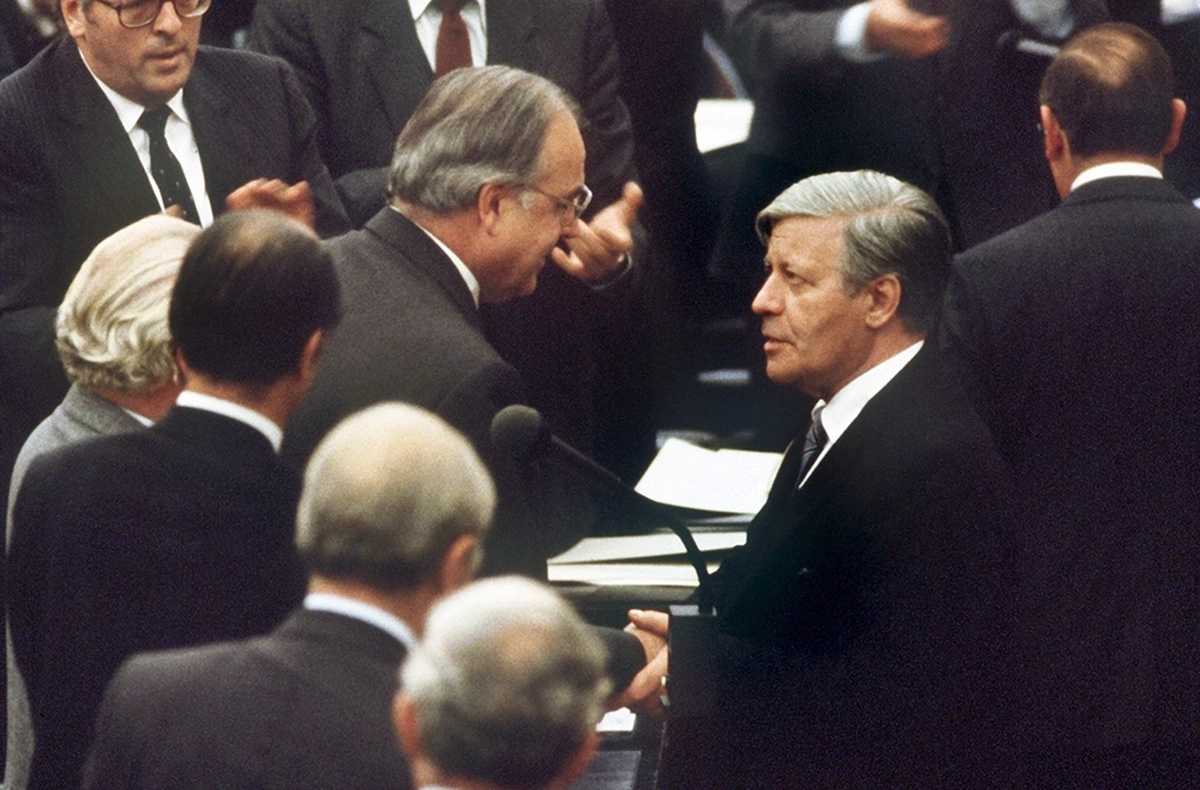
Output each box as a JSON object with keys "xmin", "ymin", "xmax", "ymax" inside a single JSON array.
[
  {"xmin": 755, "ymin": 170, "xmax": 953, "ymax": 334},
  {"xmin": 402, "ymin": 576, "xmax": 610, "ymax": 789},
  {"xmin": 295, "ymin": 402, "xmax": 496, "ymax": 590},
  {"xmin": 387, "ymin": 65, "xmax": 581, "ymax": 213},
  {"xmin": 55, "ymin": 214, "xmax": 198, "ymax": 393}
]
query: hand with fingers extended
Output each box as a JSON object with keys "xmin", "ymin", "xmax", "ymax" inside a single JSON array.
[
  {"xmin": 551, "ymin": 181, "xmax": 642, "ymax": 283},
  {"xmin": 225, "ymin": 178, "xmax": 317, "ymax": 230}
]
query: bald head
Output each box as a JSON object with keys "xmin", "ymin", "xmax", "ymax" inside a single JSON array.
[{"xmin": 1040, "ymin": 22, "xmax": 1177, "ymax": 158}]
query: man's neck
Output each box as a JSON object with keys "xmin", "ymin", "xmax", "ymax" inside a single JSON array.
[{"xmin": 307, "ymin": 576, "xmax": 436, "ymax": 639}]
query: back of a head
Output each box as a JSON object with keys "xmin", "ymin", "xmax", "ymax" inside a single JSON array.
[
  {"xmin": 755, "ymin": 170, "xmax": 953, "ymax": 334},
  {"xmin": 168, "ymin": 210, "xmax": 341, "ymax": 387},
  {"xmin": 56, "ymin": 214, "xmax": 199, "ymax": 394},
  {"xmin": 386, "ymin": 65, "xmax": 581, "ymax": 214},
  {"xmin": 402, "ymin": 576, "xmax": 610, "ymax": 790},
  {"xmin": 296, "ymin": 402, "xmax": 496, "ymax": 590},
  {"xmin": 1040, "ymin": 22, "xmax": 1175, "ymax": 158}
]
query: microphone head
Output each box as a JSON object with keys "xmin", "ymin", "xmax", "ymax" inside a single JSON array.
[{"xmin": 490, "ymin": 404, "xmax": 550, "ymax": 462}]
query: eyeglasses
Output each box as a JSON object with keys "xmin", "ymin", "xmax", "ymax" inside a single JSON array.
[
  {"xmin": 90, "ymin": 0, "xmax": 211, "ymax": 29},
  {"xmin": 523, "ymin": 183, "xmax": 592, "ymax": 226}
]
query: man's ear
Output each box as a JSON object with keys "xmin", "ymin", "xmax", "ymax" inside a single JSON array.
[
  {"xmin": 1164, "ymin": 98, "xmax": 1187, "ymax": 156},
  {"xmin": 60, "ymin": 0, "xmax": 86, "ymax": 37},
  {"xmin": 1040, "ymin": 105, "xmax": 1067, "ymax": 162},
  {"xmin": 863, "ymin": 274, "xmax": 902, "ymax": 330},
  {"xmin": 393, "ymin": 693, "xmax": 421, "ymax": 758},
  {"xmin": 477, "ymin": 182, "xmax": 510, "ymax": 235},
  {"xmin": 297, "ymin": 329, "xmax": 325, "ymax": 385},
  {"xmin": 552, "ymin": 731, "xmax": 600, "ymax": 790},
  {"xmin": 437, "ymin": 534, "xmax": 479, "ymax": 594}
]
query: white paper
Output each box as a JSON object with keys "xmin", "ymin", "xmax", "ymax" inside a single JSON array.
[
  {"xmin": 548, "ymin": 531, "xmax": 746, "ymax": 565},
  {"xmin": 693, "ymin": 98, "xmax": 754, "ymax": 153},
  {"xmin": 634, "ymin": 438, "xmax": 783, "ymax": 515}
]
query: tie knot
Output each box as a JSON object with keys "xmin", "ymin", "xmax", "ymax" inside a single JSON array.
[
  {"xmin": 436, "ymin": 0, "xmax": 467, "ymax": 13},
  {"xmin": 138, "ymin": 106, "xmax": 172, "ymax": 137}
]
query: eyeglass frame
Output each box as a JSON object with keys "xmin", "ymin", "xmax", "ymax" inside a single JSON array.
[
  {"xmin": 521, "ymin": 183, "xmax": 593, "ymax": 226},
  {"xmin": 88, "ymin": 0, "xmax": 212, "ymax": 29}
]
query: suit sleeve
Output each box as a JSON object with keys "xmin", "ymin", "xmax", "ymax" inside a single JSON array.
[{"xmin": 720, "ymin": 0, "xmax": 848, "ymax": 94}]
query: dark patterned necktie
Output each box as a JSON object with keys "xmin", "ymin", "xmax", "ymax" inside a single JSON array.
[
  {"xmin": 795, "ymin": 408, "xmax": 827, "ymax": 488},
  {"xmin": 138, "ymin": 106, "xmax": 199, "ymax": 225},
  {"xmin": 435, "ymin": 0, "xmax": 472, "ymax": 77}
]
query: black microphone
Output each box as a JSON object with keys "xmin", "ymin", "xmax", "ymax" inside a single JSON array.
[{"xmin": 491, "ymin": 404, "xmax": 713, "ymax": 612}]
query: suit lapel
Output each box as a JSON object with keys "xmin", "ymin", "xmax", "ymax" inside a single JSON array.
[
  {"xmin": 52, "ymin": 40, "xmax": 160, "ymax": 222},
  {"xmin": 184, "ymin": 50, "xmax": 237, "ymax": 217},
  {"xmin": 360, "ymin": 0, "xmax": 435, "ymax": 136}
]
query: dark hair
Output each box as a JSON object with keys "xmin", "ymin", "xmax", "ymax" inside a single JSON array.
[
  {"xmin": 1039, "ymin": 22, "xmax": 1175, "ymax": 157},
  {"xmin": 169, "ymin": 211, "xmax": 341, "ymax": 386}
]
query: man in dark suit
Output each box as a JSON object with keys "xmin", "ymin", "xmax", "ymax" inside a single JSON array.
[
  {"xmin": 4, "ymin": 214, "xmax": 197, "ymax": 790},
  {"xmin": 283, "ymin": 66, "xmax": 635, "ymax": 579},
  {"xmin": 0, "ymin": 0, "xmax": 350, "ymax": 524},
  {"xmin": 621, "ymin": 171, "xmax": 1015, "ymax": 788},
  {"xmin": 395, "ymin": 577, "xmax": 611, "ymax": 790},
  {"xmin": 81, "ymin": 402, "xmax": 497, "ymax": 790},
  {"xmin": 940, "ymin": 23, "xmax": 1200, "ymax": 787},
  {"xmin": 8, "ymin": 210, "xmax": 341, "ymax": 790},
  {"xmin": 247, "ymin": 0, "xmax": 654, "ymax": 479}
]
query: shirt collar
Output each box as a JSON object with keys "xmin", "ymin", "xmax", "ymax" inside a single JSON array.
[
  {"xmin": 174, "ymin": 390, "xmax": 283, "ymax": 451},
  {"xmin": 304, "ymin": 592, "xmax": 419, "ymax": 651},
  {"xmin": 1071, "ymin": 161, "xmax": 1163, "ymax": 192},
  {"xmin": 815, "ymin": 340, "xmax": 923, "ymax": 447},
  {"xmin": 78, "ymin": 46, "xmax": 189, "ymax": 133},
  {"xmin": 408, "ymin": 0, "xmax": 485, "ymax": 22},
  {"xmin": 400, "ymin": 207, "xmax": 481, "ymax": 307}
]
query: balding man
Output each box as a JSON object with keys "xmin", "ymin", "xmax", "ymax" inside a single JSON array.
[
  {"xmin": 395, "ymin": 576, "xmax": 610, "ymax": 790},
  {"xmin": 941, "ymin": 22, "xmax": 1200, "ymax": 787}
]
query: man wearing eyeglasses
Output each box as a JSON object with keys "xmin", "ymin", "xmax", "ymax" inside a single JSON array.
[
  {"xmin": 0, "ymin": 0, "xmax": 350, "ymax": 534},
  {"xmin": 282, "ymin": 65, "xmax": 636, "ymax": 582}
]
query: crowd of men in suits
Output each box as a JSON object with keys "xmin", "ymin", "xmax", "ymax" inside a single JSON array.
[{"xmin": 0, "ymin": 0, "xmax": 1198, "ymax": 788}]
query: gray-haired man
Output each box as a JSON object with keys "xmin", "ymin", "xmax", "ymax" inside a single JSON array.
[
  {"xmin": 283, "ymin": 65, "xmax": 635, "ymax": 580},
  {"xmin": 395, "ymin": 576, "xmax": 610, "ymax": 790}
]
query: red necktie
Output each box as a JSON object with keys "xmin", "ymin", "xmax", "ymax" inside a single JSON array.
[{"xmin": 435, "ymin": 0, "xmax": 472, "ymax": 77}]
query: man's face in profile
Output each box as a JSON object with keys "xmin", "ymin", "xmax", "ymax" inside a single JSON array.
[
  {"xmin": 752, "ymin": 215, "xmax": 875, "ymax": 401},
  {"xmin": 63, "ymin": 0, "xmax": 201, "ymax": 107}
]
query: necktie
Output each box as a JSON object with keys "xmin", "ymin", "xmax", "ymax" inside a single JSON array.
[
  {"xmin": 795, "ymin": 407, "xmax": 827, "ymax": 488},
  {"xmin": 435, "ymin": 0, "xmax": 472, "ymax": 77},
  {"xmin": 138, "ymin": 106, "xmax": 199, "ymax": 225}
]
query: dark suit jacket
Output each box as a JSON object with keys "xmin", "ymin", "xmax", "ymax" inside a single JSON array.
[
  {"xmin": 0, "ymin": 37, "xmax": 349, "ymax": 525},
  {"xmin": 941, "ymin": 175, "xmax": 1200, "ymax": 785},
  {"xmin": 282, "ymin": 209, "xmax": 593, "ymax": 579},
  {"xmin": 81, "ymin": 608, "xmax": 411, "ymax": 790},
  {"xmin": 663, "ymin": 345, "xmax": 1017, "ymax": 788},
  {"xmin": 7, "ymin": 407, "xmax": 307, "ymax": 790}
]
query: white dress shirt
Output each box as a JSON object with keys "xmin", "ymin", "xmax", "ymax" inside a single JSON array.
[
  {"xmin": 1070, "ymin": 161, "xmax": 1163, "ymax": 193},
  {"xmin": 174, "ymin": 390, "xmax": 283, "ymax": 451},
  {"xmin": 304, "ymin": 592, "xmax": 419, "ymax": 651}
]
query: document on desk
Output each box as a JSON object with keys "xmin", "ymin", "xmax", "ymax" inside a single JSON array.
[{"xmin": 634, "ymin": 438, "xmax": 783, "ymax": 515}]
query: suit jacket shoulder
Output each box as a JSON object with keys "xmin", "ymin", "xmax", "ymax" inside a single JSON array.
[
  {"xmin": 9, "ymin": 407, "xmax": 305, "ymax": 790},
  {"xmin": 83, "ymin": 609, "xmax": 411, "ymax": 790}
]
